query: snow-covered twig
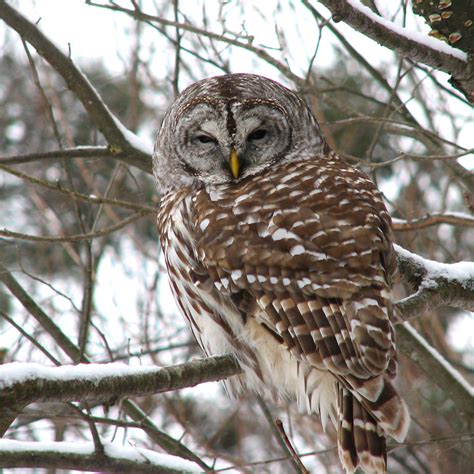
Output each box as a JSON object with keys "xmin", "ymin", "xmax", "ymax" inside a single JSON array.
[
  {"xmin": 395, "ymin": 245, "xmax": 474, "ymax": 320},
  {"xmin": 314, "ymin": 0, "xmax": 474, "ymax": 102},
  {"xmin": 0, "ymin": 440, "xmax": 201, "ymax": 473}
]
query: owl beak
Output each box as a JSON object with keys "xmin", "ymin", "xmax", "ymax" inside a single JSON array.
[{"xmin": 229, "ymin": 148, "xmax": 240, "ymax": 179}]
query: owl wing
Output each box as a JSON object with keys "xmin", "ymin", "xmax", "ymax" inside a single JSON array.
[{"xmin": 192, "ymin": 157, "xmax": 398, "ymax": 389}]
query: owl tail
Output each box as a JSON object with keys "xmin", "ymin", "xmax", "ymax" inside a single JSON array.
[{"xmin": 336, "ymin": 381, "xmax": 410, "ymax": 474}]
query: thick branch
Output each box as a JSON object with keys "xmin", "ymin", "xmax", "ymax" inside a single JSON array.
[
  {"xmin": 0, "ymin": 2, "xmax": 152, "ymax": 172},
  {"xmin": 395, "ymin": 245, "xmax": 474, "ymax": 320},
  {"xmin": 0, "ymin": 440, "xmax": 200, "ymax": 473},
  {"xmin": 313, "ymin": 0, "xmax": 473, "ymax": 102},
  {"xmin": 0, "ymin": 357, "xmax": 241, "ymax": 410}
]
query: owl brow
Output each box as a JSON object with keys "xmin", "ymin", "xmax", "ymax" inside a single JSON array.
[
  {"xmin": 237, "ymin": 98, "xmax": 287, "ymax": 115},
  {"xmin": 177, "ymin": 97, "xmax": 222, "ymax": 118}
]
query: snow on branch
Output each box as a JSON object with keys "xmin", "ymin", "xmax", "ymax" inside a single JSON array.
[
  {"xmin": 314, "ymin": 0, "xmax": 474, "ymax": 102},
  {"xmin": 0, "ymin": 440, "xmax": 201, "ymax": 473},
  {"xmin": 395, "ymin": 244, "xmax": 474, "ymax": 320},
  {"xmin": 0, "ymin": 358, "xmax": 241, "ymax": 409},
  {"xmin": 0, "ymin": 3, "xmax": 153, "ymax": 173}
]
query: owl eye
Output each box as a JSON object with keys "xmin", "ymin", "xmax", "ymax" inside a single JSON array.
[
  {"xmin": 196, "ymin": 134, "xmax": 217, "ymax": 144},
  {"xmin": 248, "ymin": 129, "xmax": 267, "ymax": 141}
]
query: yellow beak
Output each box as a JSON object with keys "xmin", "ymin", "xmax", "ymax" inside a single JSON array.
[{"xmin": 229, "ymin": 149, "xmax": 240, "ymax": 179}]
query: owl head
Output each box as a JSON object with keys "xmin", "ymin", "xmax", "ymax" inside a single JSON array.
[{"xmin": 153, "ymin": 73, "xmax": 326, "ymax": 192}]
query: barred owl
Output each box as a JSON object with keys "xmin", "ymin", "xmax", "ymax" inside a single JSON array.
[{"xmin": 154, "ymin": 73, "xmax": 409, "ymax": 473}]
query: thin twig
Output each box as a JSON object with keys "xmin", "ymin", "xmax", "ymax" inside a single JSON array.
[
  {"xmin": 392, "ymin": 213, "xmax": 474, "ymax": 231},
  {"xmin": 275, "ymin": 420, "xmax": 310, "ymax": 474},
  {"xmin": 0, "ymin": 163, "xmax": 156, "ymax": 213},
  {"xmin": 256, "ymin": 397, "xmax": 303, "ymax": 474},
  {"xmin": 0, "ymin": 147, "xmax": 150, "ymax": 172}
]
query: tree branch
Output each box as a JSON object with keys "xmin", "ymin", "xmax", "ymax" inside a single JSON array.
[
  {"xmin": 1, "ymin": 212, "xmax": 146, "ymax": 243},
  {"xmin": 395, "ymin": 244, "xmax": 474, "ymax": 320},
  {"xmin": 392, "ymin": 213, "xmax": 474, "ymax": 231},
  {"xmin": 0, "ymin": 357, "xmax": 242, "ymax": 413},
  {"xmin": 0, "ymin": 163, "xmax": 156, "ymax": 213},
  {"xmin": 312, "ymin": 0, "xmax": 474, "ymax": 102},
  {"xmin": 0, "ymin": 440, "xmax": 201, "ymax": 473},
  {"xmin": 0, "ymin": 2, "xmax": 152, "ymax": 172},
  {"xmin": 1, "ymin": 248, "xmax": 472, "ymax": 445},
  {"xmin": 442, "ymin": 159, "xmax": 474, "ymax": 196},
  {"xmin": 393, "ymin": 246, "xmax": 474, "ymax": 421},
  {"xmin": 0, "ymin": 147, "xmax": 152, "ymax": 173}
]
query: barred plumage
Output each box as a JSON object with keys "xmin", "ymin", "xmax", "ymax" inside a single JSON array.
[{"xmin": 154, "ymin": 73, "xmax": 410, "ymax": 473}]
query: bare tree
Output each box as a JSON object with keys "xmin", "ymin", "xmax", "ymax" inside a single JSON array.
[{"xmin": 0, "ymin": 1, "xmax": 472, "ymax": 472}]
